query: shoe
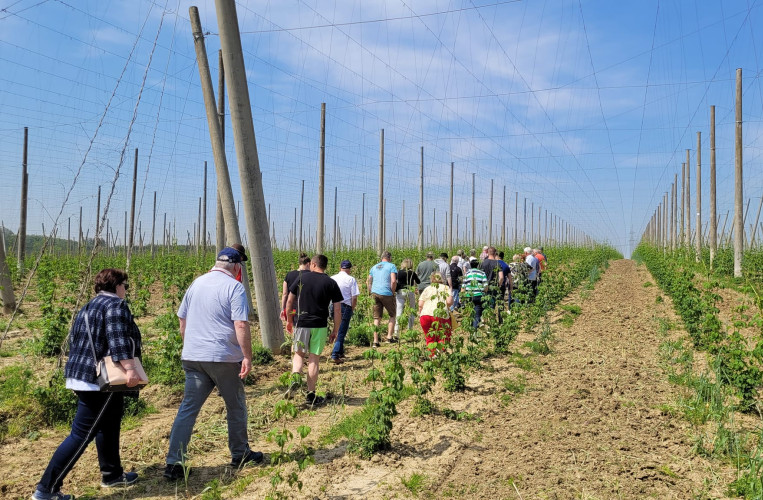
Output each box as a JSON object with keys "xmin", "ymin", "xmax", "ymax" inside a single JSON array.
[
  {"xmin": 101, "ymin": 471, "xmax": 138, "ymax": 488},
  {"xmin": 386, "ymin": 337, "xmax": 397, "ymax": 343},
  {"xmin": 31, "ymin": 491, "xmax": 72, "ymax": 500},
  {"xmin": 305, "ymin": 392, "xmax": 326, "ymax": 406},
  {"xmin": 338, "ymin": 353, "xmax": 346, "ymax": 359},
  {"xmin": 330, "ymin": 357, "xmax": 344, "ymax": 364},
  {"xmin": 163, "ymin": 463, "xmax": 187, "ymax": 481},
  {"xmin": 231, "ymin": 450, "xmax": 264, "ymax": 467},
  {"xmin": 283, "ymin": 381, "xmax": 300, "ymax": 400},
  {"xmin": 372, "ymin": 342, "xmax": 381, "ymax": 348}
]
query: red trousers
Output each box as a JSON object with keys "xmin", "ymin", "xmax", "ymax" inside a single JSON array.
[{"xmin": 419, "ymin": 315, "xmax": 452, "ymax": 352}]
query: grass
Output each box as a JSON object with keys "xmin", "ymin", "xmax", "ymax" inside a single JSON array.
[
  {"xmin": 501, "ymin": 374, "xmax": 527, "ymax": 403},
  {"xmin": 401, "ymin": 472, "xmax": 427, "ymax": 496},
  {"xmin": 509, "ymin": 352, "xmax": 541, "ymax": 373}
]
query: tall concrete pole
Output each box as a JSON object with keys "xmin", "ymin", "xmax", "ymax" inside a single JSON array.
[
  {"xmin": 488, "ymin": 179, "xmax": 493, "ymax": 245},
  {"xmin": 471, "ymin": 173, "xmax": 476, "ymax": 248},
  {"xmin": 333, "ymin": 186, "xmax": 338, "ymax": 250},
  {"xmin": 0, "ymin": 227, "xmax": 15, "ymax": 314},
  {"xmin": 215, "ymin": 50, "xmax": 226, "ymax": 253},
  {"xmin": 151, "ymin": 191, "xmax": 157, "ymax": 258},
  {"xmin": 514, "ymin": 192, "xmax": 518, "ymax": 246},
  {"xmin": 523, "ymin": 198, "xmax": 527, "ymax": 243},
  {"xmin": 95, "ymin": 185, "xmax": 101, "ymax": 246},
  {"xmin": 710, "ymin": 105, "xmax": 717, "ymax": 266},
  {"xmin": 361, "ymin": 193, "xmax": 365, "ymax": 250},
  {"xmin": 680, "ymin": 162, "xmax": 685, "ymax": 246},
  {"xmin": 418, "ymin": 147, "xmax": 424, "ymax": 251},
  {"xmin": 17, "ymin": 127, "xmax": 28, "ymax": 274},
  {"xmin": 401, "ymin": 200, "xmax": 405, "ymax": 247},
  {"xmin": 685, "ymin": 149, "xmax": 691, "ymax": 247},
  {"xmin": 672, "ymin": 175, "xmax": 678, "ymax": 251},
  {"xmin": 194, "ymin": 6, "xmax": 279, "ymax": 347},
  {"xmin": 298, "ymin": 179, "xmax": 304, "ymax": 250},
  {"xmin": 734, "ymin": 68, "xmax": 744, "ymax": 277},
  {"xmin": 202, "ymin": 162, "xmax": 208, "ymax": 253},
  {"xmin": 126, "ymin": 148, "xmax": 138, "ymax": 272},
  {"xmin": 449, "ymin": 162, "xmax": 454, "ymax": 248},
  {"xmin": 317, "ymin": 103, "xmax": 326, "ymax": 253},
  {"xmin": 502, "ymin": 186, "xmax": 506, "ymax": 247},
  {"xmin": 378, "ymin": 129, "xmax": 384, "ymax": 254},
  {"xmin": 695, "ymin": 133, "xmax": 701, "ymax": 261}
]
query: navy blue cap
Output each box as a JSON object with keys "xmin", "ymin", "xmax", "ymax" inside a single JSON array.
[
  {"xmin": 340, "ymin": 259, "xmax": 352, "ymax": 269},
  {"xmin": 217, "ymin": 246, "xmax": 245, "ymax": 263}
]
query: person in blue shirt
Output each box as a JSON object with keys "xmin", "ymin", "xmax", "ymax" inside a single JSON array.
[{"xmin": 366, "ymin": 250, "xmax": 398, "ymax": 347}]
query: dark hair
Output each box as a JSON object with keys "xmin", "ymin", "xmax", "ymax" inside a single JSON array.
[
  {"xmin": 311, "ymin": 254, "xmax": 328, "ymax": 270},
  {"xmin": 94, "ymin": 268, "xmax": 128, "ymax": 294},
  {"xmin": 298, "ymin": 252, "xmax": 311, "ymax": 266},
  {"xmin": 499, "ymin": 251, "xmax": 505, "ymax": 259},
  {"xmin": 440, "ymin": 252, "xmax": 448, "ymax": 259}
]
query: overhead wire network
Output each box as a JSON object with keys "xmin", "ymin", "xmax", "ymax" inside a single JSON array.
[{"xmin": 2, "ymin": 1, "xmax": 763, "ymax": 256}]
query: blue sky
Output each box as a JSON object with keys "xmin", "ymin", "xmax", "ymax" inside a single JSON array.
[{"xmin": 1, "ymin": 0, "xmax": 763, "ymax": 257}]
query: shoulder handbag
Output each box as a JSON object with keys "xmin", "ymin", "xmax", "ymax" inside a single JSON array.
[{"xmin": 84, "ymin": 309, "xmax": 148, "ymax": 392}]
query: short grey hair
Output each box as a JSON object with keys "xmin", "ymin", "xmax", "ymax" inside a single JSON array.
[{"xmin": 214, "ymin": 261, "xmax": 238, "ymax": 272}]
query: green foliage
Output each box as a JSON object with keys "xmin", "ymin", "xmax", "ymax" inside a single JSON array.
[
  {"xmin": 345, "ymin": 322, "xmax": 374, "ymax": 347},
  {"xmin": 252, "ymin": 344, "xmax": 275, "ymax": 366},
  {"xmin": 32, "ymin": 370, "xmax": 78, "ymax": 426},
  {"xmin": 30, "ymin": 260, "xmax": 72, "ymax": 357},
  {"xmin": 401, "ymin": 473, "xmax": 427, "ymax": 496},
  {"xmin": 141, "ymin": 314, "xmax": 184, "ymax": 387}
]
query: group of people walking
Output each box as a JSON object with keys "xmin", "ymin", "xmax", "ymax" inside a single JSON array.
[{"xmin": 32, "ymin": 243, "xmax": 546, "ymax": 500}]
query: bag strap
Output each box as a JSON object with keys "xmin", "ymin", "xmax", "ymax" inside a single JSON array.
[{"xmin": 83, "ymin": 306, "xmax": 99, "ymax": 365}]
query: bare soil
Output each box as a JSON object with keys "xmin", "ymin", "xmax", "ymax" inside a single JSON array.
[{"xmin": 0, "ymin": 260, "xmax": 739, "ymax": 499}]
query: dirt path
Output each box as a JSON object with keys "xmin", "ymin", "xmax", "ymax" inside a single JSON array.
[
  {"xmin": 275, "ymin": 259, "xmax": 735, "ymax": 499},
  {"xmin": 2, "ymin": 260, "xmax": 738, "ymax": 499}
]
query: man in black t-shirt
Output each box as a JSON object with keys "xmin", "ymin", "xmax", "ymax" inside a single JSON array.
[
  {"xmin": 449, "ymin": 255, "xmax": 463, "ymax": 310},
  {"xmin": 285, "ymin": 254, "xmax": 344, "ymax": 406},
  {"xmin": 479, "ymin": 246, "xmax": 505, "ymax": 321}
]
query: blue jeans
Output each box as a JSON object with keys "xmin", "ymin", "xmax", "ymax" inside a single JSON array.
[
  {"xmin": 166, "ymin": 361, "xmax": 250, "ymax": 464},
  {"xmin": 36, "ymin": 391, "xmax": 125, "ymax": 495},
  {"xmin": 470, "ymin": 296, "xmax": 484, "ymax": 329},
  {"xmin": 331, "ymin": 303, "xmax": 353, "ymax": 359},
  {"xmin": 451, "ymin": 288, "xmax": 461, "ymax": 310}
]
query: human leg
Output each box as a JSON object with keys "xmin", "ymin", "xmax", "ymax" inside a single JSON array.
[
  {"xmin": 94, "ymin": 392, "xmax": 126, "ymax": 483},
  {"xmin": 471, "ymin": 296, "xmax": 484, "ymax": 329},
  {"xmin": 166, "ymin": 361, "xmax": 216, "ymax": 465},
  {"xmin": 372, "ymin": 294, "xmax": 383, "ymax": 344},
  {"xmin": 394, "ymin": 291, "xmax": 405, "ymax": 337},
  {"xmin": 381, "ymin": 294, "xmax": 397, "ymax": 341},
  {"xmin": 306, "ymin": 352, "xmax": 321, "ymax": 392},
  {"xmin": 36, "ymin": 391, "xmax": 116, "ymax": 495},
  {"xmin": 206, "ymin": 362, "xmax": 251, "ymax": 463},
  {"xmin": 331, "ymin": 304, "xmax": 353, "ymax": 359},
  {"xmin": 406, "ymin": 290, "xmax": 416, "ymax": 329}
]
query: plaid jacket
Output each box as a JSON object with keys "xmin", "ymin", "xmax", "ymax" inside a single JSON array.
[{"xmin": 64, "ymin": 292, "xmax": 142, "ymax": 384}]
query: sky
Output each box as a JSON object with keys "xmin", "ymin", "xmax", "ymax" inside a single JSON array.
[{"xmin": 2, "ymin": 0, "xmax": 763, "ymax": 258}]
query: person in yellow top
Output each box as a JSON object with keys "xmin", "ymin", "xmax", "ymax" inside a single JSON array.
[{"xmin": 417, "ymin": 272, "xmax": 454, "ymax": 355}]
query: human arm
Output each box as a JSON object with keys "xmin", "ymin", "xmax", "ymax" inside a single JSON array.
[
  {"xmin": 390, "ymin": 272, "xmax": 397, "ymax": 293},
  {"xmin": 280, "ymin": 280, "xmax": 289, "ymax": 320},
  {"xmin": 366, "ymin": 273, "xmax": 373, "ymax": 294},
  {"xmin": 329, "ymin": 302, "xmax": 341, "ymax": 343},
  {"xmin": 179, "ymin": 317, "xmax": 187, "ymax": 340},
  {"xmin": 235, "ymin": 320, "xmax": 252, "ymax": 379},
  {"xmin": 285, "ymin": 292, "xmax": 297, "ymax": 333}
]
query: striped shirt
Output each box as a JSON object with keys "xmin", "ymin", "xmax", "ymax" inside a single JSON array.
[{"xmin": 461, "ymin": 268, "xmax": 488, "ymax": 298}]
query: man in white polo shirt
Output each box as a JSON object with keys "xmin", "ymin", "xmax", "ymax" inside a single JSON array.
[
  {"xmin": 164, "ymin": 244, "xmax": 262, "ymax": 480},
  {"xmin": 329, "ymin": 259, "xmax": 360, "ymax": 364}
]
